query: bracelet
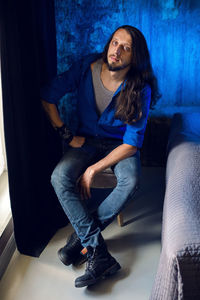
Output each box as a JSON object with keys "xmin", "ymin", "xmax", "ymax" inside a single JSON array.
[{"xmin": 55, "ymin": 124, "xmax": 73, "ymax": 144}]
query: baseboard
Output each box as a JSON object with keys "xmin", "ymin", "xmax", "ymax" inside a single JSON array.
[{"xmin": 0, "ymin": 218, "xmax": 16, "ymax": 280}]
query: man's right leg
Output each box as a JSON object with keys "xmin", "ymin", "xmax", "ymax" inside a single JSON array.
[{"xmin": 51, "ymin": 145, "xmax": 103, "ymax": 250}]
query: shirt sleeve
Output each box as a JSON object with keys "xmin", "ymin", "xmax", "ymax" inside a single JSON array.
[
  {"xmin": 40, "ymin": 59, "xmax": 83, "ymax": 104},
  {"xmin": 123, "ymin": 85, "xmax": 151, "ymax": 148}
]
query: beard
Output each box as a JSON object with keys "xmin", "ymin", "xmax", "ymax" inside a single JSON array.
[{"xmin": 107, "ymin": 60, "xmax": 131, "ymax": 72}]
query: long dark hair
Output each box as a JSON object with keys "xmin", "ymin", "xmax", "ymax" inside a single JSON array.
[{"xmin": 102, "ymin": 25, "xmax": 160, "ymax": 124}]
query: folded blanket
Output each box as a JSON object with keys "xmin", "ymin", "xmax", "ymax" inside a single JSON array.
[{"xmin": 150, "ymin": 113, "xmax": 200, "ymax": 300}]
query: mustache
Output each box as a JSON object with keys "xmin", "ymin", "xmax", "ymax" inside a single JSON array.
[{"xmin": 109, "ymin": 54, "xmax": 120, "ymax": 58}]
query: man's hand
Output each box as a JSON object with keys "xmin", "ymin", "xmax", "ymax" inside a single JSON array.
[
  {"xmin": 69, "ymin": 136, "xmax": 85, "ymax": 148},
  {"xmin": 79, "ymin": 166, "xmax": 96, "ymax": 199},
  {"xmin": 78, "ymin": 143, "xmax": 137, "ymax": 200}
]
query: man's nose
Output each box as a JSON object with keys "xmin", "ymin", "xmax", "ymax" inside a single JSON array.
[{"xmin": 115, "ymin": 45, "xmax": 122, "ymax": 56}]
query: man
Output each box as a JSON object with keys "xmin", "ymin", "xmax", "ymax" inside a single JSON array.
[{"xmin": 41, "ymin": 25, "xmax": 159, "ymax": 288}]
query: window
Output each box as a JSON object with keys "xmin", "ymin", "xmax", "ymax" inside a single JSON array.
[
  {"xmin": 0, "ymin": 66, "xmax": 7, "ymax": 176},
  {"xmin": 0, "ymin": 60, "xmax": 11, "ymax": 236}
]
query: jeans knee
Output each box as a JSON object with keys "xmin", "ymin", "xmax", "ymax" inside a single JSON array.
[
  {"xmin": 51, "ymin": 166, "xmax": 60, "ymax": 189},
  {"xmin": 51, "ymin": 163, "xmax": 72, "ymax": 191},
  {"xmin": 117, "ymin": 175, "xmax": 139, "ymax": 195}
]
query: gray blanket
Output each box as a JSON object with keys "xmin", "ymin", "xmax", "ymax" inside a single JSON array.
[{"xmin": 150, "ymin": 113, "xmax": 200, "ymax": 300}]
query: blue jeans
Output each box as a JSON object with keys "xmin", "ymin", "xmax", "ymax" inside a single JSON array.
[{"xmin": 51, "ymin": 137, "xmax": 141, "ymax": 248}]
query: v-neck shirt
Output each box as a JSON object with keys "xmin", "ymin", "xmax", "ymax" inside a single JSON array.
[{"xmin": 91, "ymin": 58, "xmax": 114, "ymax": 116}]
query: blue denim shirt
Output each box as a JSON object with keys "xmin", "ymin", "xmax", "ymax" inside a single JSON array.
[{"xmin": 40, "ymin": 53, "xmax": 151, "ymax": 148}]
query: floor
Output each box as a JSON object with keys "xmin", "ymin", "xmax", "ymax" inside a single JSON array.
[{"xmin": 0, "ymin": 167, "xmax": 165, "ymax": 300}]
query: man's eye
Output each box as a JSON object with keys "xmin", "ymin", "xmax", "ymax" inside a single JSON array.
[
  {"xmin": 124, "ymin": 46, "xmax": 131, "ymax": 52},
  {"xmin": 112, "ymin": 40, "xmax": 118, "ymax": 46}
]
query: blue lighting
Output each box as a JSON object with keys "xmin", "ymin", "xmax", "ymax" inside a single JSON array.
[{"xmin": 54, "ymin": 0, "xmax": 200, "ymax": 122}]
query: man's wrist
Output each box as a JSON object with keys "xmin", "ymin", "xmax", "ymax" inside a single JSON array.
[
  {"xmin": 55, "ymin": 124, "xmax": 74, "ymax": 144},
  {"xmin": 87, "ymin": 164, "xmax": 100, "ymax": 177}
]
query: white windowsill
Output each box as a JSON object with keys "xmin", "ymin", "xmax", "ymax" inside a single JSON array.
[{"xmin": 0, "ymin": 171, "xmax": 11, "ymax": 236}]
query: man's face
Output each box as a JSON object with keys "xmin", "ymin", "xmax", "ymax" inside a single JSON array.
[{"xmin": 107, "ymin": 29, "xmax": 133, "ymax": 72}]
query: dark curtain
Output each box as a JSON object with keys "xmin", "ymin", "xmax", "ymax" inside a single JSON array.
[{"xmin": 0, "ymin": 0, "xmax": 68, "ymax": 257}]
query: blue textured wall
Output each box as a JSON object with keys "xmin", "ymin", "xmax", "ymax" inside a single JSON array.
[{"xmin": 54, "ymin": 0, "xmax": 200, "ymax": 123}]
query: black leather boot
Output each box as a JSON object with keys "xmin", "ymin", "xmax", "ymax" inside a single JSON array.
[
  {"xmin": 75, "ymin": 241, "xmax": 121, "ymax": 287},
  {"xmin": 58, "ymin": 232, "xmax": 87, "ymax": 266}
]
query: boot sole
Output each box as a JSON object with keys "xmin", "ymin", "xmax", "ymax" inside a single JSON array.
[
  {"xmin": 75, "ymin": 262, "xmax": 121, "ymax": 288},
  {"xmin": 57, "ymin": 249, "xmax": 72, "ymax": 266},
  {"xmin": 58, "ymin": 249, "xmax": 87, "ymax": 266}
]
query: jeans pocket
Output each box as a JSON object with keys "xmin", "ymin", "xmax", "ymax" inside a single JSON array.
[{"xmin": 80, "ymin": 142, "xmax": 97, "ymax": 155}]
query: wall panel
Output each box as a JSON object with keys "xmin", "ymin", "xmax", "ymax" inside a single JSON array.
[{"xmin": 54, "ymin": 0, "xmax": 200, "ymax": 121}]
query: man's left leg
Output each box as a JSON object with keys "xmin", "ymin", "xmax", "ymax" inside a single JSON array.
[
  {"xmin": 96, "ymin": 150, "xmax": 141, "ymax": 229},
  {"xmin": 85, "ymin": 150, "xmax": 141, "ymax": 229}
]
